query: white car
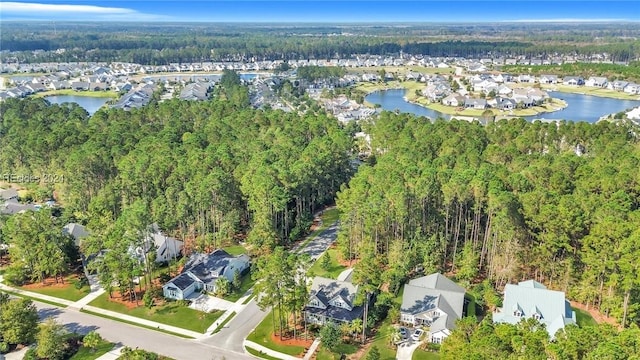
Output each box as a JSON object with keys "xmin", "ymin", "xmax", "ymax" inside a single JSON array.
[{"xmin": 411, "ymin": 328, "xmax": 424, "ymax": 341}]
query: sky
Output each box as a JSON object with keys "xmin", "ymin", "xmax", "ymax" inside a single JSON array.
[{"xmin": 0, "ymin": 1, "xmax": 639, "ymax": 23}]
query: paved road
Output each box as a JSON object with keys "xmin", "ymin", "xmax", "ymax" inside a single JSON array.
[
  {"xmin": 204, "ymin": 221, "xmax": 340, "ymax": 352},
  {"xmin": 15, "ymin": 220, "xmax": 341, "ymax": 360},
  {"xmin": 297, "ymin": 221, "xmax": 338, "ymax": 260},
  {"xmin": 33, "ymin": 302, "xmax": 253, "ymax": 360}
]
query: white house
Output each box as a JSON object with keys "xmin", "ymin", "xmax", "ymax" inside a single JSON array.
[{"xmin": 585, "ymin": 77, "xmax": 608, "ymax": 88}]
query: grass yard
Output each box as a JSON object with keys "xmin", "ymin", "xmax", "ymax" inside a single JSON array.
[
  {"xmin": 316, "ymin": 342, "xmax": 359, "ymax": 360},
  {"xmin": 224, "ymin": 272, "xmax": 256, "ymax": 302},
  {"xmin": 362, "ymin": 316, "xmax": 398, "ymax": 360},
  {"xmin": 88, "ymin": 293, "xmax": 223, "ymax": 333},
  {"xmin": 307, "ymin": 248, "xmax": 347, "ymax": 279},
  {"xmin": 246, "ymin": 309, "xmax": 306, "ymax": 356},
  {"xmin": 222, "ymin": 244, "xmax": 248, "ymax": 256},
  {"xmin": 0, "ymin": 289, "xmax": 68, "ymax": 308},
  {"xmin": 573, "ymin": 307, "xmax": 598, "ymax": 327},
  {"xmin": 540, "ymin": 84, "xmax": 640, "ymax": 100},
  {"xmin": 35, "ymin": 89, "xmax": 118, "ymax": 98},
  {"xmin": 19, "ymin": 276, "xmax": 90, "ymax": 302},
  {"xmin": 69, "ymin": 340, "xmax": 114, "ymax": 360},
  {"xmin": 413, "ymin": 349, "xmax": 442, "ymax": 360}
]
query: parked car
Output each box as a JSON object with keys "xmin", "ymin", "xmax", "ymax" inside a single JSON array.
[
  {"xmin": 411, "ymin": 328, "xmax": 424, "ymax": 341},
  {"xmin": 399, "ymin": 327, "xmax": 408, "ymax": 338}
]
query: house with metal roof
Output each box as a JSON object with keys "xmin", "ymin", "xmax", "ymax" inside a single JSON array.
[
  {"xmin": 492, "ymin": 280, "xmax": 576, "ymax": 338},
  {"xmin": 400, "ymin": 273, "xmax": 466, "ymax": 344}
]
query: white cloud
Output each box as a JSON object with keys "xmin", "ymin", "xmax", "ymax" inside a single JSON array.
[{"xmin": 0, "ymin": 2, "xmax": 170, "ymax": 21}]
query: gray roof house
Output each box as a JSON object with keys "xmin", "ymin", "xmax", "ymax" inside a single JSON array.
[
  {"xmin": 0, "ymin": 188, "xmax": 19, "ymax": 202},
  {"xmin": 63, "ymin": 223, "xmax": 89, "ymax": 247},
  {"xmin": 492, "ymin": 280, "xmax": 576, "ymax": 338},
  {"xmin": 130, "ymin": 224, "xmax": 184, "ymax": 264},
  {"xmin": 401, "ymin": 273, "xmax": 466, "ymax": 344},
  {"xmin": 163, "ymin": 249, "xmax": 250, "ymax": 301},
  {"xmin": 304, "ymin": 276, "xmax": 366, "ymax": 325}
]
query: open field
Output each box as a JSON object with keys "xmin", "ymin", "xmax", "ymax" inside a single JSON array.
[{"xmin": 540, "ymin": 84, "xmax": 640, "ymax": 100}]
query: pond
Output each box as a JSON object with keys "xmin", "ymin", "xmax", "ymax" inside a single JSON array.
[
  {"xmin": 365, "ymin": 89, "xmax": 640, "ymax": 123},
  {"xmin": 45, "ymin": 95, "xmax": 111, "ymax": 115}
]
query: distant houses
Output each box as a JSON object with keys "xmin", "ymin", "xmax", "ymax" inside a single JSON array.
[{"xmin": 493, "ymin": 280, "xmax": 576, "ymax": 338}]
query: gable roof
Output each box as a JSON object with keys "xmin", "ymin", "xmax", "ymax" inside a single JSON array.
[
  {"xmin": 63, "ymin": 223, "xmax": 89, "ymax": 246},
  {"xmin": 310, "ymin": 277, "xmax": 359, "ymax": 308},
  {"xmin": 493, "ymin": 280, "xmax": 576, "ymax": 338},
  {"xmin": 401, "ymin": 273, "xmax": 466, "ymax": 329},
  {"xmin": 182, "ymin": 249, "xmax": 249, "ymax": 285},
  {"xmin": 408, "ymin": 273, "xmax": 466, "ymax": 294}
]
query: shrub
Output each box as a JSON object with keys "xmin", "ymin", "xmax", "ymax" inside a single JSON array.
[{"xmin": 4, "ymin": 263, "xmax": 28, "ymax": 286}]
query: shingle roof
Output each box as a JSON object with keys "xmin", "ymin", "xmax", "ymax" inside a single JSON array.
[{"xmin": 310, "ymin": 277, "xmax": 359, "ymax": 308}]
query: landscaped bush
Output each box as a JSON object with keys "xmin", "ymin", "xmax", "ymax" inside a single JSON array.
[{"xmin": 3, "ymin": 263, "xmax": 29, "ymax": 286}]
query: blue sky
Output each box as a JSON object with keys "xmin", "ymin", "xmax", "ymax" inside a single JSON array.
[{"xmin": 1, "ymin": 1, "xmax": 639, "ymax": 22}]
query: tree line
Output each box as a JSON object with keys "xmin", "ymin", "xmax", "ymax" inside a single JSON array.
[{"xmin": 337, "ymin": 114, "xmax": 640, "ymax": 328}]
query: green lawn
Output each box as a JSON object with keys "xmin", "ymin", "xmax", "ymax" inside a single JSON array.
[
  {"xmin": 413, "ymin": 349, "xmax": 441, "ymax": 360},
  {"xmin": 19, "ymin": 277, "xmax": 90, "ymax": 302},
  {"xmin": 35, "ymin": 89, "xmax": 118, "ymax": 98},
  {"xmin": 0, "ymin": 289, "xmax": 68, "ymax": 307},
  {"xmin": 80, "ymin": 309, "xmax": 193, "ymax": 338},
  {"xmin": 316, "ymin": 342, "xmax": 359, "ymax": 360},
  {"xmin": 246, "ymin": 309, "xmax": 306, "ymax": 356},
  {"xmin": 224, "ymin": 272, "xmax": 256, "ymax": 302},
  {"xmin": 222, "ymin": 244, "xmax": 248, "ymax": 256},
  {"xmin": 363, "ymin": 316, "xmax": 398, "ymax": 360},
  {"xmin": 245, "ymin": 346, "xmax": 282, "ymax": 360},
  {"xmin": 573, "ymin": 307, "xmax": 598, "ymax": 327},
  {"xmin": 307, "ymin": 248, "xmax": 348, "ymax": 279},
  {"xmin": 69, "ymin": 340, "xmax": 114, "ymax": 360},
  {"xmin": 88, "ymin": 293, "xmax": 223, "ymax": 333}
]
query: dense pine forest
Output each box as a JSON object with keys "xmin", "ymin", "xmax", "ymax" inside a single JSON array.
[
  {"xmin": 337, "ymin": 113, "xmax": 640, "ymax": 328},
  {"xmin": 0, "ymin": 78, "xmax": 352, "ymax": 254},
  {"xmin": 2, "ymin": 22, "xmax": 639, "ymax": 63}
]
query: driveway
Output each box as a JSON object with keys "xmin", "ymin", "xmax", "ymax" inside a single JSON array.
[
  {"xmin": 396, "ymin": 339, "xmax": 422, "ymax": 360},
  {"xmin": 188, "ymin": 294, "xmax": 234, "ymax": 313}
]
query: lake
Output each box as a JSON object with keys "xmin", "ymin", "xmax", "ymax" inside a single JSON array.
[
  {"xmin": 45, "ymin": 95, "xmax": 111, "ymax": 115},
  {"xmin": 365, "ymin": 89, "xmax": 640, "ymax": 123}
]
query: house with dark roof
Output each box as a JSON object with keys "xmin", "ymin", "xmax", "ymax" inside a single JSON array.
[
  {"xmin": 493, "ymin": 280, "xmax": 576, "ymax": 338},
  {"xmin": 0, "ymin": 188, "xmax": 19, "ymax": 202},
  {"xmin": 400, "ymin": 273, "xmax": 466, "ymax": 344},
  {"xmin": 162, "ymin": 249, "xmax": 250, "ymax": 300},
  {"xmin": 304, "ymin": 276, "xmax": 366, "ymax": 326}
]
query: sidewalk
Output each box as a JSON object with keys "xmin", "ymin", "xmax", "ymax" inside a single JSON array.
[
  {"xmin": 95, "ymin": 345, "xmax": 124, "ymax": 360},
  {"xmin": 0, "ymin": 275, "xmax": 202, "ymax": 339},
  {"xmin": 70, "ymin": 287, "xmax": 106, "ymax": 309},
  {"xmin": 303, "ymin": 339, "xmax": 321, "ymax": 360},
  {"xmin": 204, "ymin": 287, "xmax": 255, "ymax": 335},
  {"xmin": 0, "ymin": 275, "xmax": 75, "ymax": 307},
  {"xmin": 243, "ymin": 340, "xmax": 300, "ymax": 360}
]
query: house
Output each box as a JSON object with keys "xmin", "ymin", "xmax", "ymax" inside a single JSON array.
[
  {"xmin": 0, "ymin": 202, "xmax": 38, "ymax": 215},
  {"xmin": 538, "ymin": 75, "xmax": 558, "ymax": 84},
  {"xmin": 71, "ymin": 81, "xmax": 90, "ymax": 91},
  {"xmin": 146, "ymin": 224, "xmax": 184, "ymax": 263},
  {"xmin": 62, "ymin": 223, "xmax": 89, "ymax": 247},
  {"xmin": 0, "ymin": 188, "xmax": 19, "ymax": 202},
  {"xmin": 609, "ymin": 80, "xmax": 629, "ymax": 91},
  {"xmin": 304, "ymin": 276, "xmax": 366, "ymax": 326},
  {"xmin": 585, "ymin": 77, "xmax": 608, "ymax": 88},
  {"xmin": 495, "ymin": 97, "xmax": 517, "ymax": 110},
  {"xmin": 442, "ymin": 93, "xmax": 465, "ymax": 107},
  {"xmin": 400, "ymin": 273, "xmax": 466, "ymax": 344},
  {"xmin": 626, "ymin": 106, "xmax": 640, "ymax": 120},
  {"xmin": 517, "ymin": 75, "xmax": 535, "ymax": 83},
  {"xmin": 562, "ymin": 76, "xmax": 584, "ymax": 86},
  {"xmin": 464, "ymin": 98, "xmax": 487, "ymax": 110},
  {"xmin": 162, "ymin": 249, "xmax": 250, "ymax": 300},
  {"xmin": 493, "ymin": 280, "xmax": 576, "ymax": 338},
  {"xmin": 623, "ymin": 83, "xmax": 640, "ymax": 94}
]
